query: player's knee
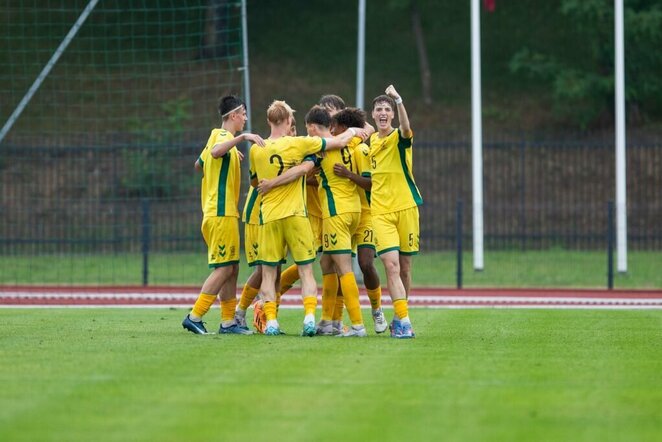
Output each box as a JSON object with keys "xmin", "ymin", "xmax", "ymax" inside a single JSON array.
[
  {"xmin": 382, "ymin": 259, "xmax": 400, "ymax": 276},
  {"xmin": 358, "ymin": 255, "xmax": 376, "ymax": 275}
]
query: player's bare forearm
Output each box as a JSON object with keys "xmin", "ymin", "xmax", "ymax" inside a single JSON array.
[
  {"xmin": 194, "ymin": 159, "xmax": 202, "ymax": 172},
  {"xmin": 258, "ymin": 161, "xmax": 314, "ymax": 193},
  {"xmin": 385, "ymin": 84, "xmax": 412, "ymax": 138},
  {"xmin": 211, "ymin": 133, "xmax": 265, "ymax": 158},
  {"xmin": 333, "ymin": 164, "xmax": 371, "ymax": 190},
  {"xmin": 325, "ymin": 126, "xmax": 374, "ymax": 151}
]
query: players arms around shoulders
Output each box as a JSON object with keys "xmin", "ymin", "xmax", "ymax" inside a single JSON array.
[{"xmin": 182, "ymin": 85, "xmax": 422, "ymax": 339}]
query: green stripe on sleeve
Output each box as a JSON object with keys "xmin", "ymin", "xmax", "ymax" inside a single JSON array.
[{"xmin": 397, "ymin": 132, "xmax": 423, "ymax": 205}]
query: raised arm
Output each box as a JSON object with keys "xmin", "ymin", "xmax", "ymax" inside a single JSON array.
[
  {"xmin": 385, "ymin": 84, "xmax": 412, "ymax": 139},
  {"xmin": 211, "ymin": 132, "xmax": 265, "ymax": 159},
  {"xmin": 258, "ymin": 159, "xmax": 316, "ymax": 195},
  {"xmin": 324, "ymin": 125, "xmax": 375, "ymax": 151}
]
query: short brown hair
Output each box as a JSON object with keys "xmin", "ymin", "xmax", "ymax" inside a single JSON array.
[
  {"xmin": 305, "ymin": 105, "xmax": 331, "ymax": 128},
  {"xmin": 332, "ymin": 107, "xmax": 366, "ymax": 130},
  {"xmin": 267, "ymin": 100, "xmax": 294, "ymax": 126},
  {"xmin": 319, "ymin": 94, "xmax": 346, "ymax": 111},
  {"xmin": 372, "ymin": 94, "xmax": 395, "ymax": 111}
]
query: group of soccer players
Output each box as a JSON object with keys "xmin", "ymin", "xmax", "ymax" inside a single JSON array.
[{"xmin": 182, "ymin": 85, "xmax": 422, "ymax": 339}]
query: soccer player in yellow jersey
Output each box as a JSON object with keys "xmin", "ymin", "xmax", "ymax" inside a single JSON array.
[
  {"xmin": 306, "ymin": 106, "xmax": 367, "ymax": 337},
  {"xmin": 250, "ymin": 101, "xmax": 367, "ymax": 336},
  {"xmin": 369, "ymin": 85, "xmax": 423, "ymax": 339},
  {"xmin": 331, "ymin": 108, "xmax": 388, "ymax": 334},
  {"xmin": 182, "ymin": 95, "xmax": 264, "ymax": 335},
  {"xmin": 235, "ymin": 117, "xmax": 298, "ymax": 334}
]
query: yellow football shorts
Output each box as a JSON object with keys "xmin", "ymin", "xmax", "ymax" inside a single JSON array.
[
  {"xmin": 322, "ymin": 212, "xmax": 360, "ymax": 254},
  {"xmin": 244, "ymin": 223, "xmax": 261, "ymax": 267},
  {"xmin": 309, "ymin": 214, "xmax": 323, "ymax": 253},
  {"xmin": 201, "ymin": 216, "xmax": 240, "ymax": 268},
  {"xmin": 352, "ymin": 210, "xmax": 376, "ymax": 255},
  {"xmin": 373, "ymin": 206, "xmax": 420, "ymax": 256},
  {"xmin": 259, "ymin": 216, "xmax": 316, "ymax": 266}
]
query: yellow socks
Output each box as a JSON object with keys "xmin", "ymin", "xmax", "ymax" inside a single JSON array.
[
  {"xmin": 366, "ymin": 286, "xmax": 382, "ymax": 310},
  {"xmin": 392, "ymin": 299, "xmax": 409, "ymax": 320},
  {"xmin": 279, "ymin": 264, "xmax": 299, "ymax": 294},
  {"xmin": 340, "ymin": 272, "xmax": 363, "ymax": 326},
  {"xmin": 264, "ymin": 301, "xmax": 278, "ymax": 321},
  {"xmin": 303, "ymin": 295, "xmax": 317, "ymax": 317},
  {"xmin": 333, "ymin": 288, "xmax": 344, "ymax": 322},
  {"xmin": 321, "ymin": 273, "xmax": 339, "ymax": 321},
  {"xmin": 220, "ymin": 298, "xmax": 237, "ymax": 326},
  {"xmin": 191, "ymin": 293, "xmax": 217, "ymax": 319},
  {"xmin": 238, "ymin": 284, "xmax": 259, "ymax": 311}
]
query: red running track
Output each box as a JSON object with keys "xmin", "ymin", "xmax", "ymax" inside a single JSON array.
[{"xmin": 1, "ymin": 286, "xmax": 661, "ymax": 309}]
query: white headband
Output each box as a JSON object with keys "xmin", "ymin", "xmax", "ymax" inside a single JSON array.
[{"xmin": 221, "ymin": 104, "xmax": 244, "ymax": 118}]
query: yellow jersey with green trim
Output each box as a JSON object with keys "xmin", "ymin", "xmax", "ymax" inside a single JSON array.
[
  {"xmin": 242, "ymin": 184, "xmax": 262, "ymax": 226},
  {"xmin": 317, "ymin": 137, "xmax": 361, "ymax": 219},
  {"xmin": 307, "ymin": 178, "xmax": 323, "ymax": 218},
  {"xmin": 198, "ymin": 128, "xmax": 241, "ymax": 218},
  {"xmin": 353, "ymin": 141, "xmax": 372, "ymax": 214},
  {"xmin": 368, "ymin": 128, "xmax": 423, "ymax": 215},
  {"xmin": 249, "ymin": 135, "xmax": 326, "ymax": 223}
]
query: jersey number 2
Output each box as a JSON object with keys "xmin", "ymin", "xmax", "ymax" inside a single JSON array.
[{"xmin": 270, "ymin": 154, "xmax": 285, "ymax": 176}]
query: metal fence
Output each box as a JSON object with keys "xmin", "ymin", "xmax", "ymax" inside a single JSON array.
[
  {"xmin": 2, "ymin": 135, "xmax": 662, "ymax": 253},
  {"xmin": 1, "ymin": 132, "xmax": 661, "ymax": 286}
]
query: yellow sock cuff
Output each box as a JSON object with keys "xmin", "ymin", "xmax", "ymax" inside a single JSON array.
[
  {"xmin": 220, "ymin": 298, "xmax": 237, "ymax": 322},
  {"xmin": 303, "ymin": 295, "xmax": 317, "ymax": 316},
  {"xmin": 279, "ymin": 264, "xmax": 299, "ymax": 294},
  {"xmin": 191, "ymin": 293, "xmax": 217, "ymax": 318},
  {"xmin": 392, "ymin": 299, "xmax": 409, "ymax": 320},
  {"xmin": 264, "ymin": 301, "xmax": 278, "ymax": 321},
  {"xmin": 366, "ymin": 287, "xmax": 382, "ymax": 310},
  {"xmin": 238, "ymin": 284, "xmax": 260, "ymax": 310},
  {"xmin": 321, "ymin": 273, "xmax": 339, "ymax": 321}
]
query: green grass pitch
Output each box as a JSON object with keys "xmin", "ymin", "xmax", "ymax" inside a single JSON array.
[{"xmin": 1, "ymin": 308, "xmax": 661, "ymax": 441}]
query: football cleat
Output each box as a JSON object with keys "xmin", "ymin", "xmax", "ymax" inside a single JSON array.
[
  {"xmin": 337, "ymin": 325, "xmax": 367, "ymax": 337},
  {"xmin": 234, "ymin": 312, "xmax": 249, "ymax": 330},
  {"xmin": 302, "ymin": 319, "xmax": 316, "ymax": 337},
  {"xmin": 253, "ymin": 302, "xmax": 267, "ymax": 334},
  {"xmin": 182, "ymin": 314, "xmax": 208, "ymax": 335},
  {"xmin": 315, "ymin": 320, "xmax": 334, "ymax": 336},
  {"xmin": 265, "ymin": 325, "xmax": 281, "ymax": 336},
  {"xmin": 331, "ymin": 320, "xmax": 345, "ymax": 336},
  {"xmin": 219, "ymin": 322, "xmax": 254, "ymax": 335},
  {"xmin": 372, "ymin": 308, "xmax": 388, "ymax": 334},
  {"xmin": 391, "ymin": 319, "xmax": 415, "ymax": 339}
]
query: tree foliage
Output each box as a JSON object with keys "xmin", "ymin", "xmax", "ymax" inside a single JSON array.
[{"xmin": 509, "ymin": 0, "xmax": 662, "ymax": 128}]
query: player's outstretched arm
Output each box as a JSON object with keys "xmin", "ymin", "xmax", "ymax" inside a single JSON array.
[
  {"xmin": 194, "ymin": 158, "xmax": 203, "ymax": 172},
  {"xmin": 333, "ymin": 164, "xmax": 371, "ymax": 191},
  {"xmin": 324, "ymin": 125, "xmax": 375, "ymax": 151},
  {"xmin": 258, "ymin": 160, "xmax": 316, "ymax": 195},
  {"xmin": 211, "ymin": 133, "xmax": 265, "ymax": 159},
  {"xmin": 385, "ymin": 84, "xmax": 412, "ymax": 139}
]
